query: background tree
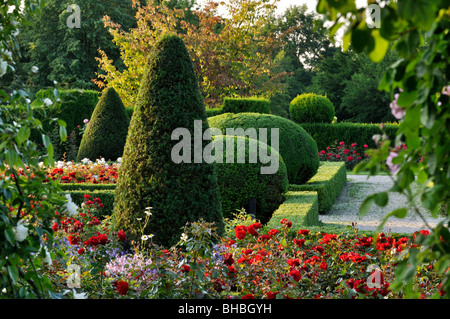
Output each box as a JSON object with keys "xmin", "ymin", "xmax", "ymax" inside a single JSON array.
[
  {"xmin": 95, "ymin": 0, "xmax": 288, "ymax": 108},
  {"xmin": 16, "ymin": 0, "xmax": 136, "ymax": 91}
]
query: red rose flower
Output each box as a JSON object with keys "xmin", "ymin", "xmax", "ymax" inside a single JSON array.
[
  {"xmin": 181, "ymin": 264, "xmax": 191, "ymax": 273},
  {"xmin": 118, "ymin": 230, "xmax": 126, "ymax": 242},
  {"xmin": 266, "ymin": 291, "xmax": 278, "ymax": 299},
  {"xmin": 298, "ymin": 229, "xmax": 309, "ymax": 236},
  {"xmin": 116, "ymin": 281, "xmax": 129, "ymax": 296},
  {"xmin": 242, "ymin": 294, "xmax": 255, "ymax": 299},
  {"xmin": 289, "ymin": 269, "xmax": 302, "ymax": 282},
  {"xmin": 320, "ymin": 262, "xmax": 328, "ymax": 270},
  {"xmin": 268, "ymin": 229, "xmax": 279, "ymax": 236},
  {"xmin": 223, "ymin": 253, "xmax": 234, "ymax": 266},
  {"xmin": 83, "ymin": 194, "xmax": 91, "ymax": 200}
]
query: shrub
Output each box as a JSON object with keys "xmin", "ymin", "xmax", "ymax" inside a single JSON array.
[
  {"xmin": 208, "ymin": 112, "xmax": 320, "ymax": 184},
  {"xmin": 212, "ymin": 135, "xmax": 288, "ymax": 224},
  {"xmin": 289, "ymin": 162, "xmax": 347, "ymax": 214},
  {"xmin": 31, "ymin": 89, "xmax": 99, "ymax": 159},
  {"xmin": 289, "ymin": 93, "xmax": 335, "ymax": 124},
  {"xmin": 113, "ymin": 34, "xmax": 224, "ymax": 247},
  {"xmin": 76, "ymin": 87, "xmax": 130, "ymax": 162},
  {"xmin": 205, "ymin": 106, "xmax": 224, "ymax": 117},
  {"xmin": 222, "ymin": 97, "xmax": 271, "ymax": 114},
  {"xmin": 301, "ymin": 122, "xmax": 399, "ymax": 151}
]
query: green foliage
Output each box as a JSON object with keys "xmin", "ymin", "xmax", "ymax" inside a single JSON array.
[
  {"xmin": 317, "ymin": 0, "xmax": 449, "ymax": 298},
  {"xmin": 0, "ymin": 2, "xmax": 70, "ymax": 299},
  {"xmin": 77, "ymin": 87, "xmax": 130, "ymax": 162},
  {"xmin": 17, "ymin": 0, "xmax": 136, "ymax": 90},
  {"xmin": 289, "ymin": 93, "xmax": 335, "ymax": 124},
  {"xmin": 289, "ymin": 162, "xmax": 347, "ymax": 214},
  {"xmin": 208, "ymin": 112, "xmax": 320, "ymax": 185},
  {"xmin": 212, "ymin": 135, "xmax": 288, "ymax": 224},
  {"xmin": 222, "ymin": 97, "xmax": 271, "ymax": 114},
  {"xmin": 264, "ymin": 191, "xmax": 319, "ymax": 230},
  {"xmin": 301, "ymin": 122, "xmax": 399, "ymax": 151},
  {"xmin": 205, "ymin": 107, "xmax": 224, "ymax": 118},
  {"xmin": 31, "ymin": 89, "xmax": 99, "ymax": 159},
  {"xmin": 66, "ymin": 190, "xmax": 115, "ymax": 218},
  {"xmin": 113, "ymin": 34, "xmax": 224, "ymax": 247}
]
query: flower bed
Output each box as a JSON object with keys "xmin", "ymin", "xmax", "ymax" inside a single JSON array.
[
  {"xmin": 47, "ymin": 198, "xmax": 445, "ymax": 299},
  {"xmin": 318, "ymin": 141, "xmax": 368, "ymax": 170}
]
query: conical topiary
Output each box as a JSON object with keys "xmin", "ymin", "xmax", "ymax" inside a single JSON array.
[
  {"xmin": 113, "ymin": 34, "xmax": 224, "ymax": 247},
  {"xmin": 76, "ymin": 87, "xmax": 130, "ymax": 162}
]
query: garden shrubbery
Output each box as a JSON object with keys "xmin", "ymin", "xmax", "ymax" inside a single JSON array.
[
  {"xmin": 301, "ymin": 122, "xmax": 399, "ymax": 151},
  {"xmin": 113, "ymin": 34, "xmax": 224, "ymax": 247},
  {"xmin": 212, "ymin": 135, "xmax": 289, "ymax": 224},
  {"xmin": 222, "ymin": 97, "xmax": 271, "ymax": 114},
  {"xmin": 208, "ymin": 112, "xmax": 320, "ymax": 184},
  {"xmin": 289, "ymin": 93, "xmax": 335, "ymax": 124},
  {"xmin": 77, "ymin": 87, "xmax": 130, "ymax": 162}
]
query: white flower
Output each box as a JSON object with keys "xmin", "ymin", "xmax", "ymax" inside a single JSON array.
[
  {"xmin": 31, "ymin": 66, "xmax": 39, "ymax": 73},
  {"xmin": 13, "ymin": 219, "xmax": 29, "ymax": 242},
  {"xmin": 180, "ymin": 233, "xmax": 188, "ymax": 242},
  {"xmin": 144, "ymin": 207, "xmax": 152, "ymax": 216},
  {"xmin": 43, "ymin": 98, "xmax": 53, "ymax": 106},
  {"xmin": 65, "ymin": 194, "xmax": 79, "ymax": 217},
  {"xmin": 41, "ymin": 245, "xmax": 52, "ymax": 266},
  {"xmin": 141, "ymin": 235, "xmax": 148, "ymax": 241},
  {"xmin": 390, "ymin": 92, "xmax": 406, "ymax": 120},
  {"xmin": 0, "ymin": 59, "xmax": 7, "ymax": 78},
  {"xmin": 72, "ymin": 290, "xmax": 88, "ymax": 299},
  {"xmin": 2, "ymin": 288, "xmax": 6, "ymax": 294},
  {"xmin": 38, "ymin": 162, "xmax": 45, "ymax": 168},
  {"xmin": 386, "ymin": 152, "xmax": 400, "ymax": 174},
  {"xmin": 117, "ymin": 157, "xmax": 122, "ymax": 163}
]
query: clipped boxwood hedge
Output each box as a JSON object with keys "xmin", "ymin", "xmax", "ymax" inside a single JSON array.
[
  {"xmin": 212, "ymin": 135, "xmax": 289, "ymax": 224},
  {"xmin": 290, "ymin": 93, "xmax": 335, "ymax": 124},
  {"xmin": 208, "ymin": 112, "xmax": 320, "ymax": 184},
  {"xmin": 301, "ymin": 122, "xmax": 399, "ymax": 151},
  {"xmin": 288, "ymin": 161, "xmax": 347, "ymax": 214},
  {"xmin": 264, "ymin": 191, "xmax": 319, "ymax": 230},
  {"xmin": 76, "ymin": 87, "xmax": 130, "ymax": 162},
  {"xmin": 222, "ymin": 97, "xmax": 271, "ymax": 114}
]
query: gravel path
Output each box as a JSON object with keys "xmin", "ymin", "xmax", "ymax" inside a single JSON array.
[{"xmin": 319, "ymin": 175, "xmax": 447, "ymax": 234}]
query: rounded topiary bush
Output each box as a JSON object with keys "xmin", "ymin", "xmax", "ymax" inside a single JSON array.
[
  {"xmin": 208, "ymin": 112, "xmax": 319, "ymax": 184},
  {"xmin": 76, "ymin": 87, "xmax": 130, "ymax": 162},
  {"xmin": 211, "ymin": 135, "xmax": 288, "ymax": 224},
  {"xmin": 289, "ymin": 93, "xmax": 335, "ymax": 124},
  {"xmin": 113, "ymin": 34, "xmax": 223, "ymax": 247}
]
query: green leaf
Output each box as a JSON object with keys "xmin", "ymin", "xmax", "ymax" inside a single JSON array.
[
  {"xmin": 16, "ymin": 126, "xmax": 31, "ymax": 145},
  {"xmin": 397, "ymin": 90, "xmax": 418, "ymax": 107},
  {"xmin": 8, "ymin": 265, "xmax": 19, "ymax": 284},
  {"xmin": 374, "ymin": 192, "xmax": 389, "ymax": 207},
  {"xmin": 359, "ymin": 194, "xmax": 376, "ymax": 216},
  {"xmin": 368, "ymin": 30, "xmax": 390, "ymax": 63},
  {"xmin": 391, "ymin": 207, "xmax": 408, "ymax": 218},
  {"xmin": 351, "ymin": 28, "xmax": 371, "ymax": 53},
  {"xmin": 4, "ymin": 228, "xmax": 15, "ymax": 245}
]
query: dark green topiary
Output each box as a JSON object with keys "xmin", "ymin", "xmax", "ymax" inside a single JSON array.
[
  {"xmin": 76, "ymin": 87, "xmax": 130, "ymax": 162},
  {"xmin": 208, "ymin": 112, "xmax": 320, "ymax": 184},
  {"xmin": 212, "ymin": 135, "xmax": 288, "ymax": 224},
  {"xmin": 113, "ymin": 34, "xmax": 224, "ymax": 247},
  {"xmin": 289, "ymin": 93, "xmax": 335, "ymax": 124},
  {"xmin": 222, "ymin": 97, "xmax": 271, "ymax": 114}
]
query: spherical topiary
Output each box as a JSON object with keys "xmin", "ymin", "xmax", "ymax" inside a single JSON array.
[
  {"xmin": 113, "ymin": 34, "xmax": 224, "ymax": 247},
  {"xmin": 289, "ymin": 93, "xmax": 335, "ymax": 124},
  {"xmin": 76, "ymin": 87, "xmax": 130, "ymax": 162},
  {"xmin": 208, "ymin": 112, "xmax": 320, "ymax": 184},
  {"xmin": 212, "ymin": 135, "xmax": 288, "ymax": 224}
]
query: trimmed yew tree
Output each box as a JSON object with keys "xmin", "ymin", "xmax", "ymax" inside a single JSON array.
[
  {"xmin": 76, "ymin": 87, "xmax": 129, "ymax": 162},
  {"xmin": 113, "ymin": 34, "xmax": 224, "ymax": 247}
]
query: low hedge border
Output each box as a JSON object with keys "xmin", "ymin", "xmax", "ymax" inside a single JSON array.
[
  {"xmin": 300, "ymin": 122, "xmax": 399, "ymax": 151},
  {"xmin": 288, "ymin": 162, "xmax": 347, "ymax": 214},
  {"xmin": 264, "ymin": 191, "xmax": 319, "ymax": 230},
  {"xmin": 65, "ymin": 189, "xmax": 116, "ymax": 217}
]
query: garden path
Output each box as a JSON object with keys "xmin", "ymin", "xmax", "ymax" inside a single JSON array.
[{"xmin": 319, "ymin": 175, "xmax": 447, "ymax": 234}]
